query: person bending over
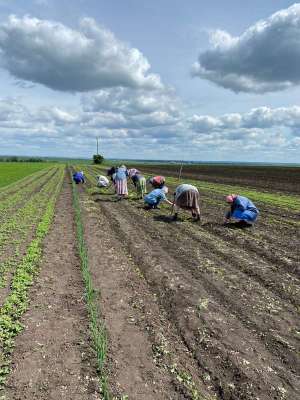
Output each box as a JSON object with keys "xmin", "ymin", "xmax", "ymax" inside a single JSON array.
[
  {"xmin": 148, "ymin": 176, "xmax": 166, "ymax": 189},
  {"xmin": 224, "ymin": 194, "xmax": 259, "ymax": 227},
  {"xmin": 73, "ymin": 171, "xmax": 85, "ymax": 184},
  {"xmin": 172, "ymin": 184, "xmax": 200, "ymax": 221},
  {"xmin": 132, "ymin": 173, "xmax": 147, "ymax": 199},
  {"xmin": 144, "ymin": 186, "xmax": 172, "ymax": 209},
  {"xmin": 97, "ymin": 175, "xmax": 109, "ymax": 188},
  {"xmin": 128, "ymin": 168, "xmax": 140, "ymax": 181}
]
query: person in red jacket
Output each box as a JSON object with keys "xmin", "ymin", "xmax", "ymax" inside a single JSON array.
[{"xmin": 148, "ymin": 176, "xmax": 165, "ymax": 189}]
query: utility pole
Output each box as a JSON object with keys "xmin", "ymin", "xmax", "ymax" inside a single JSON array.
[
  {"xmin": 96, "ymin": 136, "xmax": 100, "ymax": 155},
  {"xmin": 178, "ymin": 162, "xmax": 183, "ymax": 181}
]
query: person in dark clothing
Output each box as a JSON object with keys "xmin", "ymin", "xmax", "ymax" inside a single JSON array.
[{"xmin": 107, "ymin": 166, "xmax": 116, "ymax": 182}]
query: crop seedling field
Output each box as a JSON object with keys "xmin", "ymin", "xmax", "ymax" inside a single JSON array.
[
  {"xmin": 0, "ymin": 161, "xmax": 299, "ymax": 400},
  {"xmin": 0, "ymin": 163, "xmax": 51, "ymax": 189}
]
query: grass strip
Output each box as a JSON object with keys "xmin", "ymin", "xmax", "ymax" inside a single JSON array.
[
  {"xmin": 70, "ymin": 169, "xmax": 111, "ymax": 400},
  {"xmin": 0, "ymin": 168, "xmax": 64, "ymax": 388}
]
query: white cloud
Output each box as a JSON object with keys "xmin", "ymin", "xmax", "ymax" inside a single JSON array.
[
  {"xmin": 190, "ymin": 106, "xmax": 300, "ymax": 132},
  {"xmin": 81, "ymin": 86, "xmax": 181, "ymax": 129},
  {"xmin": 192, "ymin": 4, "xmax": 300, "ymax": 93},
  {"xmin": 1, "ymin": 97, "xmax": 299, "ymax": 161},
  {"xmin": 82, "ymin": 87, "xmax": 178, "ymax": 116},
  {"xmin": 0, "ymin": 15, "xmax": 162, "ymax": 92}
]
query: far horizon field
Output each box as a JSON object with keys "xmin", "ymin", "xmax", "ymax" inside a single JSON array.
[{"xmin": 0, "ymin": 155, "xmax": 300, "ymax": 167}]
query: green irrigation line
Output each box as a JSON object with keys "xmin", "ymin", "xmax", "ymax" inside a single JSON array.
[{"xmin": 70, "ymin": 170, "xmax": 111, "ymax": 400}]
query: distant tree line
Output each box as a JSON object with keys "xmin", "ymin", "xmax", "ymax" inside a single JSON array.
[{"xmin": 0, "ymin": 156, "xmax": 45, "ymax": 162}]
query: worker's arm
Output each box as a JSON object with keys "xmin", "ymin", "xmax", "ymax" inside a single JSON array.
[
  {"xmin": 165, "ymin": 199, "xmax": 174, "ymax": 206},
  {"xmin": 224, "ymin": 210, "xmax": 231, "ymax": 223},
  {"xmin": 224, "ymin": 205, "xmax": 234, "ymax": 223}
]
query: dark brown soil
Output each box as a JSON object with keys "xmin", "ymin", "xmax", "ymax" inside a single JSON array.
[
  {"xmin": 81, "ymin": 167, "xmax": 300, "ymax": 400},
  {"xmin": 3, "ymin": 174, "xmax": 100, "ymax": 400},
  {"xmin": 3, "ymin": 165, "xmax": 299, "ymax": 400},
  {"xmin": 77, "ymin": 186, "xmax": 211, "ymax": 399},
  {"xmin": 125, "ymin": 163, "xmax": 300, "ymax": 194}
]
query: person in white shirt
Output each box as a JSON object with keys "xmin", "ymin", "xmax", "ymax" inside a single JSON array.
[{"xmin": 97, "ymin": 175, "xmax": 110, "ymax": 188}]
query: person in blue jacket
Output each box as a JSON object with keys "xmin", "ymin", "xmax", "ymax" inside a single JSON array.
[
  {"xmin": 224, "ymin": 194, "xmax": 259, "ymax": 226},
  {"xmin": 73, "ymin": 171, "xmax": 85, "ymax": 184},
  {"xmin": 144, "ymin": 186, "xmax": 173, "ymax": 209}
]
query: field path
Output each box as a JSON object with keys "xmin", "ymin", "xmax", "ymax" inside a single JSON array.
[{"xmin": 4, "ymin": 173, "xmax": 100, "ymax": 400}]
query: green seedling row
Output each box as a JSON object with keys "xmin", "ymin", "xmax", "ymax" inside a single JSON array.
[
  {"xmin": 0, "ymin": 167, "xmax": 57, "ymax": 222},
  {"xmin": 0, "ymin": 167, "xmax": 53, "ymax": 201},
  {"xmin": 70, "ymin": 169, "xmax": 112, "ymax": 400},
  {"xmin": 0, "ymin": 168, "xmax": 61, "ymax": 254},
  {"xmin": 0, "ymin": 167, "xmax": 64, "ymax": 388},
  {"xmin": 0, "ymin": 163, "xmax": 52, "ymax": 189},
  {"xmin": 0, "ymin": 166, "xmax": 55, "ymax": 201},
  {"xmin": 0, "ymin": 168, "xmax": 63, "ymax": 295}
]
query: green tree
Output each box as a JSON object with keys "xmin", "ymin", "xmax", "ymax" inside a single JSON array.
[{"xmin": 93, "ymin": 154, "xmax": 104, "ymax": 164}]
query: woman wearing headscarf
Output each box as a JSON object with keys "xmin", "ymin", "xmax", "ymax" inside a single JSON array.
[
  {"xmin": 224, "ymin": 194, "xmax": 259, "ymax": 226},
  {"xmin": 128, "ymin": 168, "xmax": 140, "ymax": 180},
  {"xmin": 144, "ymin": 186, "xmax": 172, "ymax": 209},
  {"xmin": 148, "ymin": 176, "xmax": 165, "ymax": 189},
  {"xmin": 96, "ymin": 175, "xmax": 110, "ymax": 188},
  {"xmin": 114, "ymin": 165, "xmax": 128, "ymax": 200},
  {"xmin": 172, "ymin": 183, "xmax": 200, "ymax": 221}
]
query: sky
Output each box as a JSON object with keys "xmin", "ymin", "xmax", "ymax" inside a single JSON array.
[{"xmin": 0, "ymin": 0, "xmax": 299, "ymax": 162}]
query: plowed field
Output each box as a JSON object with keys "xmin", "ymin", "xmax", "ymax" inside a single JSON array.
[
  {"xmin": 1, "ymin": 163, "xmax": 299, "ymax": 400},
  {"xmin": 77, "ymin": 164, "xmax": 299, "ymax": 400}
]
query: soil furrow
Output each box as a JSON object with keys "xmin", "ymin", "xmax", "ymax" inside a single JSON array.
[
  {"xmin": 101, "ymin": 198, "xmax": 299, "ymax": 368},
  {"xmin": 91, "ymin": 194, "xmax": 299, "ymax": 400},
  {"xmin": 136, "ymin": 165, "xmax": 300, "ymax": 195},
  {"xmin": 77, "ymin": 187, "xmax": 215, "ymax": 399}
]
